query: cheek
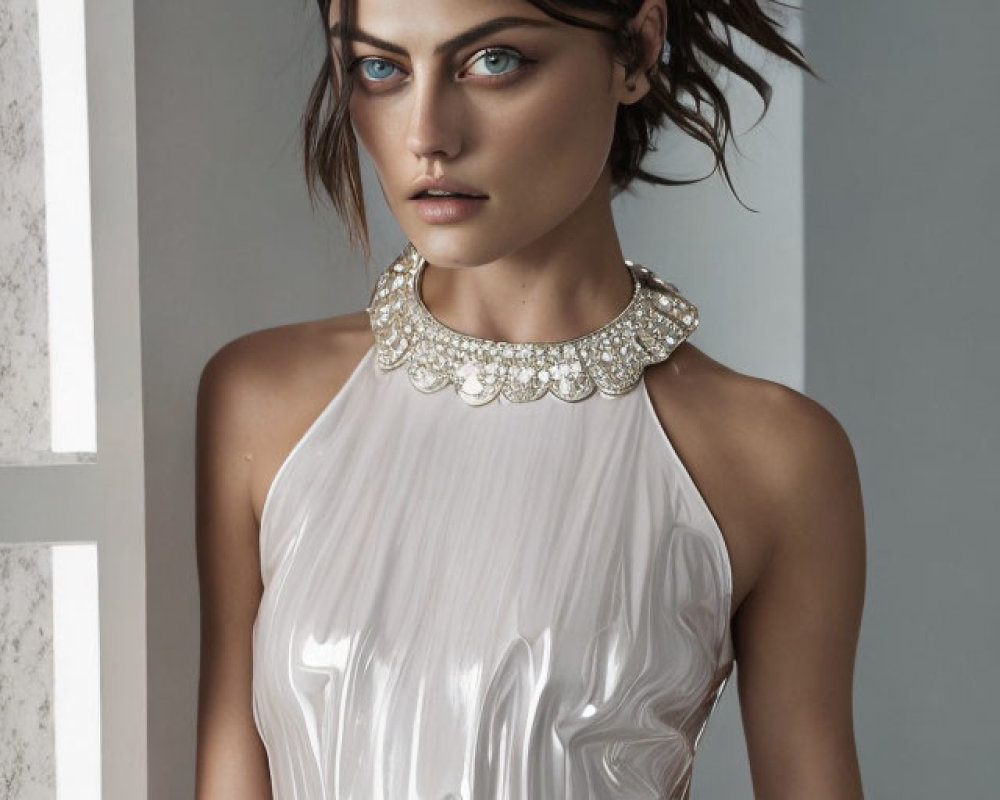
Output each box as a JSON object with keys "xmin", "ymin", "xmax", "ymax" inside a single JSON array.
[
  {"xmin": 349, "ymin": 99, "xmax": 396, "ymax": 173},
  {"xmin": 491, "ymin": 75, "xmax": 617, "ymax": 201},
  {"xmin": 348, "ymin": 102, "xmax": 373, "ymax": 155},
  {"xmin": 348, "ymin": 90, "xmax": 375, "ymax": 148}
]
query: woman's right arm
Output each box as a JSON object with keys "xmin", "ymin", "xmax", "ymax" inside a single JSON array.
[{"xmin": 194, "ymin": 338, "xmax": 273, "ymax": 799}]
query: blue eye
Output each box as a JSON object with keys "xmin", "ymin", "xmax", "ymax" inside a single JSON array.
[
  {"xmin": 358, "ymin": 58, "xmax": 398, "ymax": 82},
  {"xmin": 466, "ymin": 48, "xmax": 524, "ymax": 77},
  {"xmin": 348, "ymin": 47, "xmax": 530, "ymax": 89}
]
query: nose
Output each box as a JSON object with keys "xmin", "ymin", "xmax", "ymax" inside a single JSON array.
[{"xmin": 405, "ymin": 71, "xmax": 462, "ymax": 160}]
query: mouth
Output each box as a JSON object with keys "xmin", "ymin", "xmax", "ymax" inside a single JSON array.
[
  {"xmin": 410, "ymin": 190, "xmax": 489, "ymax": 200},
  {"xmin": 410, "ymin": 191, "xmax": 489, "ymax": 224}
]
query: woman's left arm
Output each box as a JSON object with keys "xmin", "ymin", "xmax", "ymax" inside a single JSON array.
[{"xmin": 734, "ymin": 393, "xmax": 867, "ymax": 799}]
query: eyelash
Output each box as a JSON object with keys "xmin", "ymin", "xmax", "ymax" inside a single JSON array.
[{"xmin": 346, "ymin": 46, "xmax": 534, "ymax": 89}]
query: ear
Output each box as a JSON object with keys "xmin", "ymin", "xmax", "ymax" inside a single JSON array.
[{"xmin": 620, "ymin": 0, "xmax": 668, "ymax": 104}]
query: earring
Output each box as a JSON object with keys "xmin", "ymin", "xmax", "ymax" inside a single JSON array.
[{"xmin": 625, "ymin": 36, "xmax": 670, "ymax": 91}]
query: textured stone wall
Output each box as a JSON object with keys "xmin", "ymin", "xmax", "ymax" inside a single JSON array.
[
  {"xmin": 0, "ymin": 0, "xmax": 51, "ymax": 461},
  {"xmin": 0, "ymin": 544, "xmax": 56, "ymax": 799}
]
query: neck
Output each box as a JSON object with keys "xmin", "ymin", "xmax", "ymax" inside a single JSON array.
[{"xmin": 416, "ymin": 175, "xmax": 634, "ymax": 344}]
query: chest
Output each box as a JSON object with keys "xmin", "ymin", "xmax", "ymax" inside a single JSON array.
[{"xmin": 250, "ymin": 368, "xmax": 734, "ymax": 798}]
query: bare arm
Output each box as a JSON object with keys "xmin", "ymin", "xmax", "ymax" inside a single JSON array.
[
  {"xmin": 735, "ymin": 390, "xmax": 867, "ymax": 798},
  {"xmin": 194, "ymin": 337, "xmax": 273, "ymax": 799}
]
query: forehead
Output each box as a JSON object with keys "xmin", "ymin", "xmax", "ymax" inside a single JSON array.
[
  {"xmin": 330, "ymin": 0, "xmax": 574, "ymax": 52},
  {"xmin": 334, "ymin": 0, "xmax": 543, "ymax": 29}
]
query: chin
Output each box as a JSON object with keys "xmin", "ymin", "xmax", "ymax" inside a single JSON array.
[
  {"xmin": 417, "ymin": 216, "xmax": 543, "ymax": 266},
  {"xmin": 406, "ymin": 228, "xmax": 500, "ymax": 269}
]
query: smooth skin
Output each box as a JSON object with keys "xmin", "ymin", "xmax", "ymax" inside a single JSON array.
[{"xmin": 195, "ymin": 0, "xmax": 866, "ymax": 797}]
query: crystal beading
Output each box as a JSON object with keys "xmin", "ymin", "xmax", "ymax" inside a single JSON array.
[{"xmin": 365, "ymin": 242, "xmax": 699, "ymax": 407}]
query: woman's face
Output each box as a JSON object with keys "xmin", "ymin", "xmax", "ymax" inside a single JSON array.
[{"xmin": 332, "ymin": 0, "xmax": 631, "ymax": 267}]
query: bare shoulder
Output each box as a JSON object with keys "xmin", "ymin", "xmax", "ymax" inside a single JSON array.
[
  {"xmin": 198, "ymin": 309, "xmax": 375, "ymax": 526},
  {"xmin": 648, "ymin": 340, "xmax": 859, "ymax": 498},
  {"xmin": 643, "ymin": 341, "xmax": 864, "ymax": 614},
  {"xmin": 201, "ymin": 310, "xmax": 372, "ymax": 388},
  {"xmin": 198, "ymin": 310, "xmax": 372, "ymax": 439}
]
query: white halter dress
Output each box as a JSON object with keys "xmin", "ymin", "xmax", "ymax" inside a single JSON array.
[{"xmin": 251, "ymin": 243, "xmax": 735, "ymax": 799}]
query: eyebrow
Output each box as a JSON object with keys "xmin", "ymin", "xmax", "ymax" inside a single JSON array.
[{"xmin": 328, "ymin": 16, "xmax": 557, "ymax": 57}]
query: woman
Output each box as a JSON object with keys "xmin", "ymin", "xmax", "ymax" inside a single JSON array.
[{"xmin": 195, "ymin": 0, "xmax": 866, "ymax": 797}]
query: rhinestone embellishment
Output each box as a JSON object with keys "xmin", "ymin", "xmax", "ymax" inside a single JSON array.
[{"xmin": 365, "ymin": 242, "xmax": 700, "ymax": 407}]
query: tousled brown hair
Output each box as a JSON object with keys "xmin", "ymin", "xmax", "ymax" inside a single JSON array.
[{"xmin": 302, "ymin": 0, "xmax": 815, "ymax": 261}]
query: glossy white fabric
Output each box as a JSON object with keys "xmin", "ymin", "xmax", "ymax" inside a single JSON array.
[{"xmin": 252, "ymin": 343, "xmax": 735, "ymax": 799}]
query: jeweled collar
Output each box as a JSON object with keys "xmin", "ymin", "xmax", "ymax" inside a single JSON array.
[{"xmin": 366, "ymin": 242, "xmax": 699, "ymax": 407}]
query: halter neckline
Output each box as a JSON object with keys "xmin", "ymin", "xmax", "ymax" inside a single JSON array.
[{"xmin": 366, "ymin": 242, "xmax": 700, "ymax": 407}]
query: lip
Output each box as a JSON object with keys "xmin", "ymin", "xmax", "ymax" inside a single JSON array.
[
  {"xmin": 412, "ymin": 194, "xmax": 488, "ymax": 224},
  {"xmin": 409, "ymin": 175, "xmax": 488, "ymax": 200}
]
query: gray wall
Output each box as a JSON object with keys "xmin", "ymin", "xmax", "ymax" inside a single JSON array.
[{"xmin": 804, "ymin": 2, "xmax": 1000, "ymax": 797}]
